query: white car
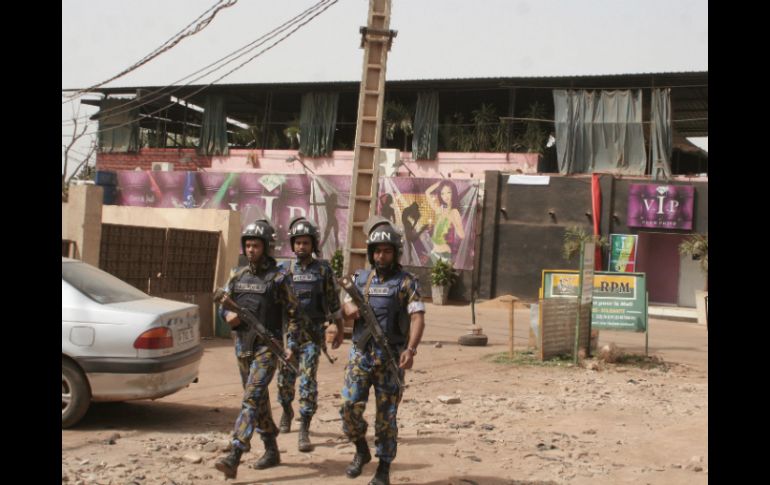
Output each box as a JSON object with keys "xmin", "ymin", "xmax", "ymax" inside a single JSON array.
[{"xmin": 62, "ymin": 257, "xmax": 202, "ymax": 428}]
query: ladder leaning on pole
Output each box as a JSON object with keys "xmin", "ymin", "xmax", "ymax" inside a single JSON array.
[{"xmin": 342, "ymin": 0, "xmax": 397, "ymax": 278}]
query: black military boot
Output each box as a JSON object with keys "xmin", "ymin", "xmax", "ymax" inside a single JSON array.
[
  {"xmin": 368, "ymin": 461, "xmax": 390, "ymax": 485},
  {"xmin": 214, "ymin": 446, "xmax": 243, "ymax": 479},
  {"xmin": 253, "ymin": 434, "xmax": 281, "ymax": 469},
  {"xmin": 298, "ymin": 415, "xmax": 313, "ymax": 452},
  {"xmin": 279, "ymin": 404, "xmax": 294, "ymax": 433},
  {"xmin": 345, "ymin": 438, "xmax": 372, "ymax": 478}
]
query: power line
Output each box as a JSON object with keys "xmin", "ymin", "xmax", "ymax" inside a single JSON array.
[
  {"xmin": 79, "ymin": 0, "xmax": 340, "ymax": 138},
  {"xmin": 63, "ymin": 0, "xmax": 238, "ymax": 103},
  {"xmin": 63, "ymin": 0, "xmax": 332, "ymax": 127}
]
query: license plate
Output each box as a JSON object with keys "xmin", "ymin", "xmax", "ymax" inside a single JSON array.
[{"xmin": 178, "ymin": 327, "xmax": 193, "ymax": 344}]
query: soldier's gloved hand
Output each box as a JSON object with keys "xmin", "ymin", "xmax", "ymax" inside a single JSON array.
[
  {"xmin": 343, "ymin": 301, "xmax": 360, "ymax": 320},
  {"xmin": 284, "ymin": 348, "xmax": 294, "ymax": 362},
  {"xmin": 399, "ymin": 349, "xmax": 415, "ymax": 370},
  {"xmin": 224, "ymin": 311, "xmax": 241, "ymax": 328}
]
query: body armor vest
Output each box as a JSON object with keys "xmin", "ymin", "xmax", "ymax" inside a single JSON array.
[
  {"xmin": 290, "ymin": 260, "xmax": 327, "ymax": 322},
  {"xmin": 231, "ymin": 265, "xmax": 283, "ymax": 352},
  {"xmin": 352, "ymin": 268, "xmax": 410, "ymax": 347}
]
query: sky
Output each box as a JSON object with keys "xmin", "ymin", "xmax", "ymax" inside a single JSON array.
[{"xmin": 61, "ymin": 0, "xmax": 708, "ymax": 176}]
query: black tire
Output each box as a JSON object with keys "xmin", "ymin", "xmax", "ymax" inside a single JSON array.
[
  {"xmin": 458, "ymin": 333, "xmax": 488, "ymax": 347},
  {"xmin": 62, "ymin": 359, "xmax": 91, "ymax": 428}
]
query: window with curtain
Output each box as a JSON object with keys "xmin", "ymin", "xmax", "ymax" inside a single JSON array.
[
  {"xmin": 553, "ymin": 89, "xmax": 647, "ymax": 175},
  {"xmin": 412, "ymin": 91, "xmax": 439, "ymax": 160},
  {"xmin": 199, "ymin": 94, "xmax": 229, "ymax": 156},
  {"xmin": 299, "ymin": 92, "xmax": 339, "ymax": 157},
  {"xmin": 97, "ymin": 98, "xmax": 140, "ymax": 153}
]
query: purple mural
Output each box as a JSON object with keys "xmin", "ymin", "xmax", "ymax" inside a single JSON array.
[
  {"xmin": 112, "ymin": 171, "xmax": 479, "ymax": 269},
  {"xmin": 377, "ymin": 178, "xmax": 480, "ymax": 270},
  {"xmin": 114, "ymin": 171, "xmax": 350, "ymax": 260},
  {"xmin": 627, "ymin": 184, "xmax": 695, "ymax": 230}
]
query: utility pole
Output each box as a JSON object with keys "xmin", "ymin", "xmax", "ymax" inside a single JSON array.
[{"xmin": 342, "ymin": 0, "xmax": 397, "ymax": 276}]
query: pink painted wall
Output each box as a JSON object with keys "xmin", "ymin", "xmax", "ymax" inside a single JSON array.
[{"xmin": 208, "ymin": 149, "xmax": 539, "ymax": 179}]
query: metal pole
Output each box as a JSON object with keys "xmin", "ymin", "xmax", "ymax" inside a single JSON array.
[
  {"xmin": 471, "ymin": 292, "xmax": 476, "ymax": 325},
  {"xmin": 509, "ymin": 299, "xmax": 514, "ymax": 358},
  {"xmin": 573, "ymin": 243, "xmax": 585, "ymax": 365},
  {"xmin": 645, "ymin": 291, "xmax": 649, "ymax": 357}
]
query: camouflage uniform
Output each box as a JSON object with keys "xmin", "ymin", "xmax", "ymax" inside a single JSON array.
[
  {"xmin": 340, "ymin": 267, "xmax": 424, "ymax": 464},
  {"xmin": 221, "ymin": 258, "xmax": 300, "ymax": 452},
  {"xmin": 277, "ymin": 259, "xmax": 342, "ymax": 419}
]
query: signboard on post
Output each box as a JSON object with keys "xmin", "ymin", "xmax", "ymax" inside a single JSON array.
[
  {"xmin": 543, "ymin": 272, "xmax": 580, "ymax": 298},
  {"xmin": 609, "ymin": 234, "xmax": 638, "ymax": 273},
  {"xmin": 591, "ymin": 272, "xmax": 647, "ymax": 332},
  {"xmin": 543, "ymin": 270, "xmax": 648, "ymax": 332},
  {"xmin": 542, "ymin": 268, "xmax": 648, "ymax": 349},
  {"xmin": 574, "ymin": 242, "xmax": 595, "ymax": 363}
]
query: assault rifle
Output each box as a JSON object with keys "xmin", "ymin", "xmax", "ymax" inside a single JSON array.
[
  {"xmin": 214, "ymin": 288, "xmax": 299, "ymax": 374},
  {"xmin": 337, "ymin": 275, "xmax": 404, "ymax": 391}
]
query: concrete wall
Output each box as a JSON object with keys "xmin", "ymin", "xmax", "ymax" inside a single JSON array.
[
  {"xmin": 479, "ymin": 172, "xmax": 596, "ymax": 300},
  {"xmin": 61, "ymin": 184, "xmax": 104, "ymax": 266},
  {"xmin": 101, "ymin": 206, "xmax": 241, "ymax": 291},
  {"xmin": 678, "ymin": 255, "xmax": 707, "ymax": 307}
]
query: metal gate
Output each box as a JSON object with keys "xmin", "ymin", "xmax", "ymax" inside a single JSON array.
[{"xmin": 99, "ymin": 224, "xmax": 220, "ymax": 336}]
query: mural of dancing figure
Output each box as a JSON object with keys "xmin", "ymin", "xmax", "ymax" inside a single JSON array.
[
  {"xmin": 401, "ymin": 201, "xmax": 428, "ymax": 266},
  {"xmin": 317, "ymin": 190, "xmax": 342, "ymax": 250},
  {"xmin": 379, "ymin": 193, "xmax": 397, "ymax": 224},
  {"xmin": 425, "ymin": 180, "xmax": 465, "ymax": 264}
]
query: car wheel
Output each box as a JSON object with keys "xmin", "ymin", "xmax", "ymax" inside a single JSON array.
[
  {"xmin": 62, "ymin": 359, "xmax": 91, "ymax": 428},
  {"xmin": 458, "ymin": 333, "xmax": 488, "ymax": 346}
]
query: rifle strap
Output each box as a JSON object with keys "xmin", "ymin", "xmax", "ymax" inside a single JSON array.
[
  {"xmin": 363, "ymin": 269, "xmax": 377, "ymax": 304},
  {"xmin": 356, "ymin": 270, "xmax": 379, "ymax": 351}
]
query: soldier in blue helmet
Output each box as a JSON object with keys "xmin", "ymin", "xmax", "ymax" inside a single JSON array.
[
  {"xmin": 339, "ymin": 217, "xmax": 426, "ymax": 485},
  {"xmin": 276, "ymin": 216, "xmax": 345, "ymax": 452},
  {"xmin": 214, "ymin": 219, "xmax": 301, "ymax": 480}
]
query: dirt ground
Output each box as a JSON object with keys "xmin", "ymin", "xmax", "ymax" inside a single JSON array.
[{"xmin": 62, "ymin": 301, "xmax": 708, "ymax": 485}]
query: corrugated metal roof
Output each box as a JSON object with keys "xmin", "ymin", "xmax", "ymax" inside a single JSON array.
[{"xmin": 77, "ymin": 70, "xmax": 707, "ymax": 94}]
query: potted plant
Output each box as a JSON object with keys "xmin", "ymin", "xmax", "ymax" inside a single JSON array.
[
  {"xmin": 679, "ymin": 233, "xmax": 708, "ymax": 326},
  {"xmin": 331, "ymin": 249, "xmax": 344, "ymax": 278},
  {"xmin": 430, "ymin": 259, "xmax": 457, "ymax": 305}
]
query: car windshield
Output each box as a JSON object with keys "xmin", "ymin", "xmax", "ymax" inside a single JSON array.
[{"xmin": 62, "ymin": 261, "xmax": 150, "ymax": 304}]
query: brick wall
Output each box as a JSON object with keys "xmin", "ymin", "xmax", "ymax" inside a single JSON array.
[{"xmin": 96, "ymin": 149, "xmax": 212, "ymax": 172}]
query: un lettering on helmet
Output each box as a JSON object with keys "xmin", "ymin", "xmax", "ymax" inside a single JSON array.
[{"xmin": 370, "ymin": 230, "xmax": 392, "ymax": 242}]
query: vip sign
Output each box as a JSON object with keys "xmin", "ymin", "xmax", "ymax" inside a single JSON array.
[{"xmin": 627, "ymin": 184, "xmax": 695, "ymax": 229}]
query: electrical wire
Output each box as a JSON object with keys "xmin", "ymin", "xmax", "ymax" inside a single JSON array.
[
  {"xmin": 79, "ymin": 0, "xmax": 339, "ymax": 138},
  {"xmin": 63, "ymin": 0, "xmax": 238, "ymax": 103},
  {"xmin": 62, "ymin": 0, "xmax": 334, "ymax": 127}
]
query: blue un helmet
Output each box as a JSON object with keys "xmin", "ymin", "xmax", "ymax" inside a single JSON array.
[
  {"xmin": 287, "ymin": 217, "xmax": 320, "ymax": 256},
  {"xmin": 241, "ymin": 219, "xmax": 276, "ymax": 256},
  {"xmin": 365, "ymin": 216, "xmax": 403, "ymax": 267}
]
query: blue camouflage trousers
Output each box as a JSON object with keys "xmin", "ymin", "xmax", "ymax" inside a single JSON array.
[
  {"xmin": 340, "ymin": 345, "xmax": 404, "ymax": 464},
  {"xmin": 231, "ymin": 346, "xmax": 279, "ymax": 451},
  {"xmin": 276, "ymin": 340, "xmax": 321, "ymax": 418}
]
